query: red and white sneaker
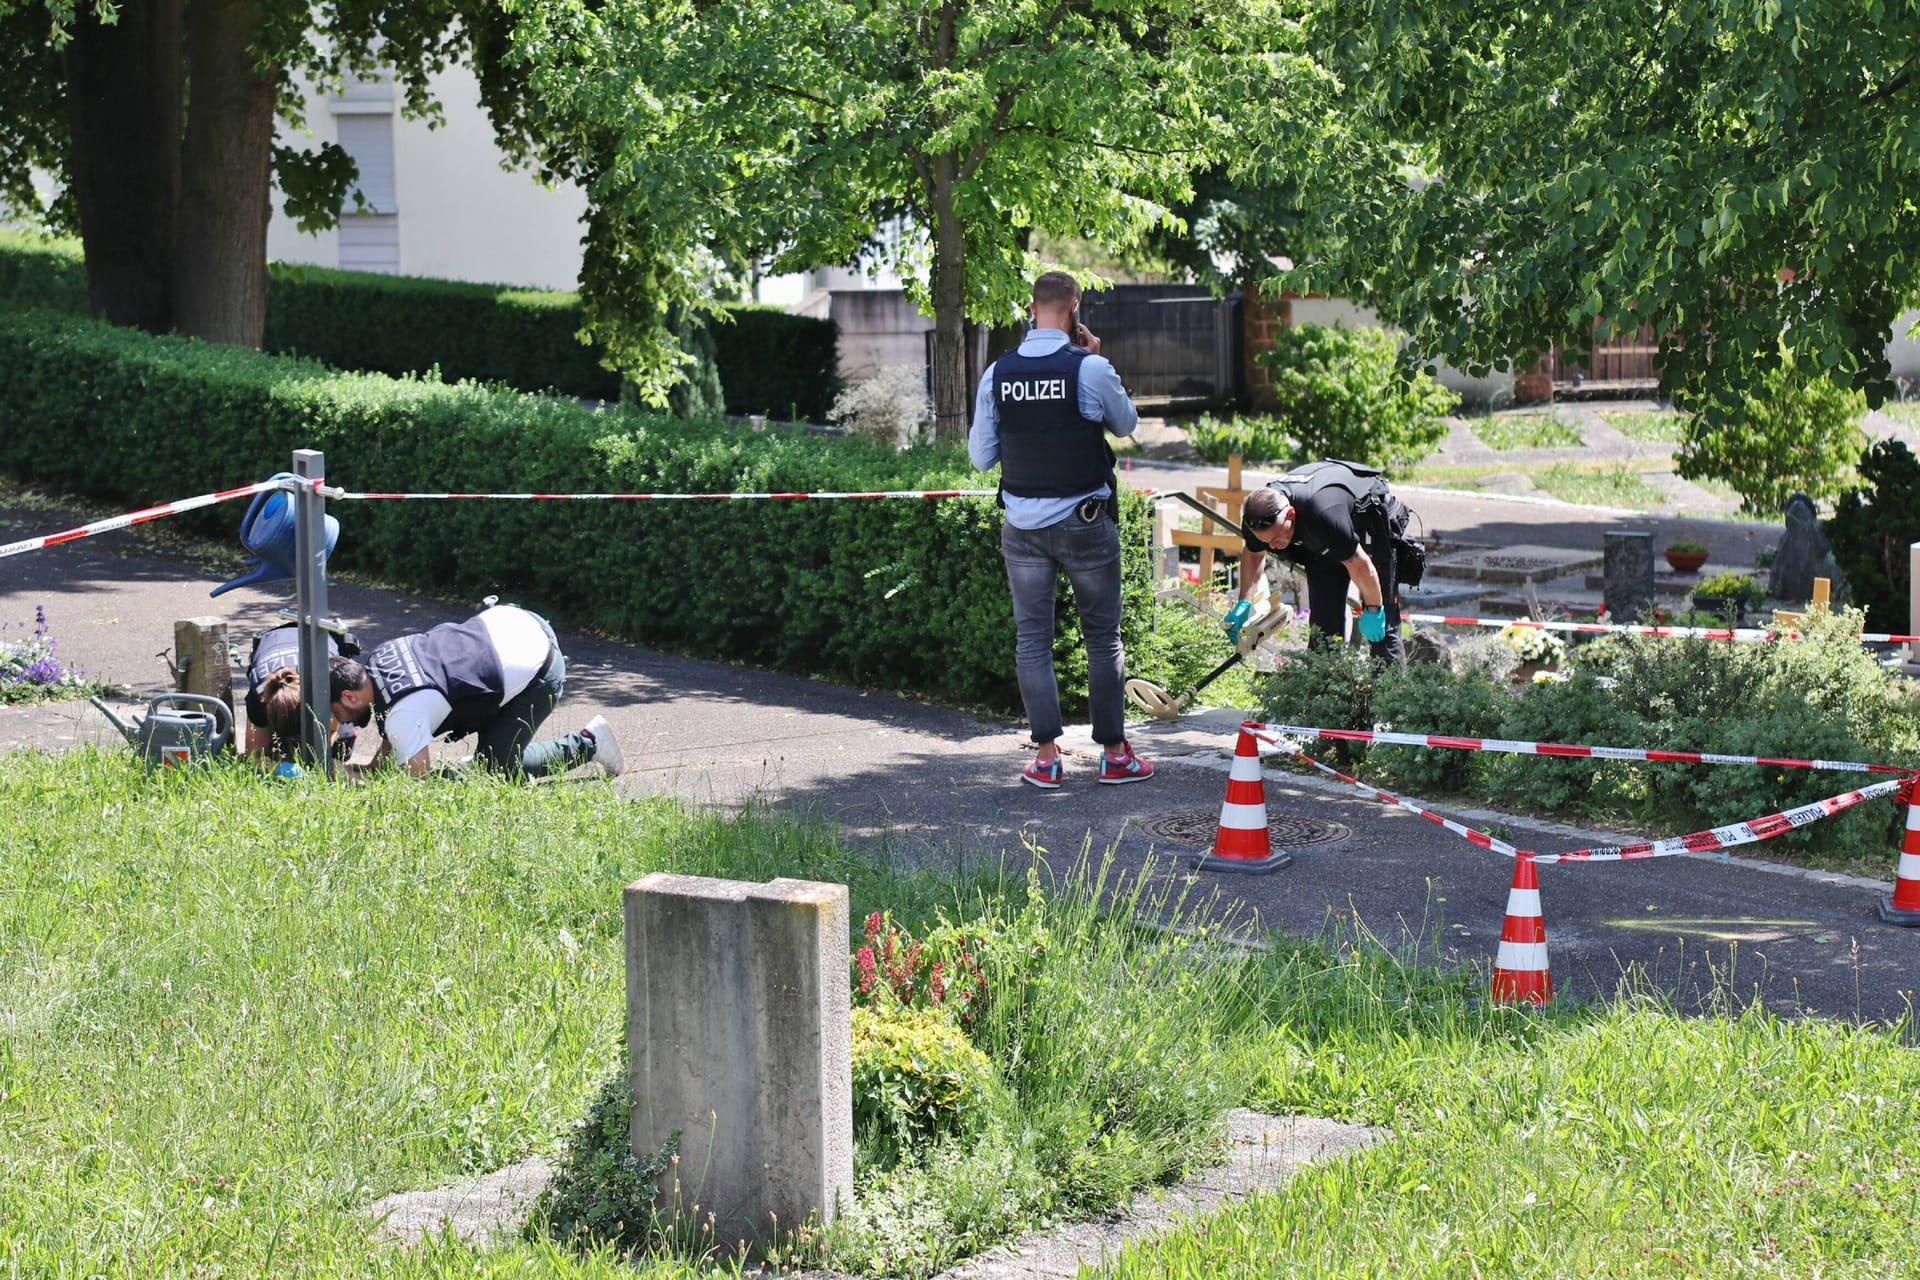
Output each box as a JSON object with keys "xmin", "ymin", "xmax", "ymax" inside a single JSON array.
[
  {"xmin": 1098, "ymin": 741, "xmax": 1154, "ymax": 785},
  {"xmin": 1022, "ymin": 755, "xmax": 1064, "ymax": 789}
]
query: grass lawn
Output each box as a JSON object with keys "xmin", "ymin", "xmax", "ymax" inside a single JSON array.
[
  {"xmin": 1470, "ymin": 414, "xmax": 1585, "ymax": 451},
  {"xmin": 1532, "ymin": 462, "xmax": 1667, "ymax": 508},
  {"xmin": 7, "ymin": 751, "xmax": 1919, "ymax": 1277},
  {"xmin": 1600, "ymin": 409, "xmax": 1689, "ymax": 444}
]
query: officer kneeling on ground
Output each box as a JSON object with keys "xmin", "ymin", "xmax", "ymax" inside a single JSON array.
[
  {"xmin": 1226, "ymin": 459, "xmax": 1420, "ymax": 664},
  {"xmin": 247, "ymin": 622, "xmax": 361, "ymax": 763},
  {"xmin": 316, "ymin": 603, "xmax": 622, "ymax": 779}
]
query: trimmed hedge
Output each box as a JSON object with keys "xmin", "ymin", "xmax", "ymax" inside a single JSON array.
[
  {"xmin": 712, "ymin": 304, "xmax": 841, "ymax": 422},
  {"xmin": 261, "ymin": 262, "xmax": 622, "ymax": 400},
  {"xmin": 0, "ymin": 232, "xmax": 838, "ymax": 419},
  {"xmin": 0, "ymin": 308, "xmax": 1210, "ymax": 715}
]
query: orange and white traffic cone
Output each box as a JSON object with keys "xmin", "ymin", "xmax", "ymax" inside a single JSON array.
[
  {"xmin": 1190, "ymin": 725, "xmax": 1292, "ymax": 874},
  {"xmin": 1491, "ymin": 854, "xmax": 1552, "ymax": 1004},
  {"xmin": 1878, "ymin": 778, "xmax": 1920, "ymax": 925}
]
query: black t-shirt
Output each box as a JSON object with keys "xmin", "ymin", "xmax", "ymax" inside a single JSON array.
[{"xmin": 1242, "ymin": 486, "xmax": 1362, "ymax": 564}]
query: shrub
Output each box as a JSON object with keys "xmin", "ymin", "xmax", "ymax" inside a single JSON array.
[
  {"xmin": 1254, "ymin": 322, "xmax": 1458, "ymax": 474},
  {"xmin": 830, "ymin": 366, "xmax": 932, "ymax": 448},
  {"xmin": 851, "ymin": 1003, "xmax": 1001, "ymax": 1162},
  {"xmin": 527, "ymin": 1072, "xmax": 678, "ymax": 1256},
  {"xmin": 1676, "ymin": 359, "xmax": 1867, "ymax": 516},
  {"xmin": 1368, "ymin": 663, "xmax": 1505, "ymax": 793},
  {"xmin": 854, "ymin": 910, "xmax": 989, "ymax": 1029},
  {"xmin": 1487, "ymin": 671, "xmax": 1641, "ymax": 815},
  {"xmin": 0, "ymin": 308, "xmax": 1186, "ymax": 715},
  {"xmin": 1826, "ymin": 438, "xmax": 1920, "ymax": 633},
  {"xmin": 1182, "ymin": 412, "xmax": 1295, "ymax": 465},
  {"xmin": 1255, "ymin": 646, "xmax": 1378, "ymax": 765}
]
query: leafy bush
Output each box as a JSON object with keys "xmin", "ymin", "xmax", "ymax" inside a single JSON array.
[
  {"xmin": 830, "ymin": 365, "xmax": 932, "ymax": 448},
  {"xmin": 1182, "ymin": 412, "xmax": 1295, "ymax": 465},
  {"xmin": 1255, "ymin": 646, "xmax": 1379, "ymax": 765},
  {"xmin": 527, "ymin": 1072, "xmax": 678, "ymax": 1256},
  {"xmin": 0, "ymin": 308, "xmax": 1186, "ymax": 714},
  {"xmin": 1677, "ymin": 359, "xmax": 1866, "ymax": 516},
  {"xmin": 1827, "ymin": 438, "xmax": 1920, "ymax": 632},
  {"xmin": 852, "ymin": 1003, "xmax": 1001, "ymax": 1162},
  {"xmin": 1486, "ymin": 671, "xmax": 1641, "ymax": 815},
  {"xmin": 1254, "ymin": 322, "xmax": 1458, "ymax": 474},
  {"xmin": 1368, "ymin": 662, "xmax": 1504, "ymax": 793},
  {"xmin": 854, "ymin": 910, "xmax": 989, "ymax": 1029}
]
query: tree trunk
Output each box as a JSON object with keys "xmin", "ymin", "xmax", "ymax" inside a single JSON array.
[
  {"xmin": 928, "ymin": 156, "xmax": 971, "ymax": 439},
  {"xmin": 61, "ymin": 0, "xmax": 183, "ymax": 333},
  {"xmin": 173, "ymin": 0, "xmax": 275, "ymax": 347}
]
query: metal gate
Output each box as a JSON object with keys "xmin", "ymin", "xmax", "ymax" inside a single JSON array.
[{"xmin": 1551, "ymin": 322, "xmax": 1660, "ymax": 393}]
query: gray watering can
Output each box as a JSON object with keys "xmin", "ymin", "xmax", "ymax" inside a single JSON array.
[{"xmin": 89, "ymin": 694, "xmax": 234, "ymax": 767}]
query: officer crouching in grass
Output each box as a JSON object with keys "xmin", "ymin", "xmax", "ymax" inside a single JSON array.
[
  {"xmin": 970, "ymin": 270, "xmax": 1153, "ymax": 789},
  {"xmin": 301, "ymin": 602, "xmax": 622, "ymax": 780},
  {"xmin": 1225, "ymin": 459, "xmax": 1421, "ymax": 664}
]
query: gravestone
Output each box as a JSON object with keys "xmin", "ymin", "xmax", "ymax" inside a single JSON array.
[
  {"xmin": 625, "ymin": 873, "xmax": 852, "ymax": 1252},
  {"xmin": 1603, "ymin": 531, "xmax": 1655, "ymax": 623},
  {"xmin": 1769, "ymin": 492, "xmax": 1844, "ymax": 602}
]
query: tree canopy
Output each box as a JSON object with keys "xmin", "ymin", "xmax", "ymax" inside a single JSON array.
[
  {"xmin": 503, "ymin": 0, "xmax": 1331, "ymax": 428},
  {"xmin": 0, "ymin": 0, "xmax": 532, "ymax": 345},
  {"xmin": 1298, "ymin": 0, "xmax": 1920, "ymax": 423}
]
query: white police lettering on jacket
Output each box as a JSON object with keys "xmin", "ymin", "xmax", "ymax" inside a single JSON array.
[{"xmin": 1001, "ymin": 378, "xmax": 1069, "ymax": 402}]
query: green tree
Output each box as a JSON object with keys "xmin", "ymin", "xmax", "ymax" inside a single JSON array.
[
  {"xmin": 0, "ymin": 1, "xmax": 530, "ymax": 348},
  {"xmin": 502, "ymin": 0, "xmax": 1331, "ymax": 430},
  {"xmin": 1297, "ymin": 0, "xmax": 1920, "ymax": 429}
]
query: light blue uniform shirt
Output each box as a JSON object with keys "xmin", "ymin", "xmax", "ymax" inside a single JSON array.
[{"xmin": 969, "ymin": 329, "xmax": 1139, "ymax": 531}]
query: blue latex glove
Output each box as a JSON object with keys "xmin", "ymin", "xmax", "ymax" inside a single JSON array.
[
  {"xmin": 1223, "ymin": 599, "xmax": 1253, "ymax": 643},
  {"xmin": 1358, "ymin": 604, "xmax": 1387, "ymax": 644}
]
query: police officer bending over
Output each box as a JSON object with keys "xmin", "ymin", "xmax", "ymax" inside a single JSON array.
[
  {"xmin": 321, "ymin": 603, "xmax": 622, "ymax": 779},
  {"xmin": 246, "ymin": 622, "xmax": 360, "ymax": 762},
  {"xmin": 969, "ymin": 270, "xmax": 1153, "ymax": 789},
  {"xmin": 1227, "ymin": 460, "xmax": 1416, "ymax": 664}
]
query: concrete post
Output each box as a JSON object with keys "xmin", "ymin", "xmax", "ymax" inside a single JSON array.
[
  {"xmin": 291, "ymin": 450, "xmax": 332, "ymax": 775},
  {"xmin": 172, "ymin": 616, "xmax": 232, "ymax": 716},
  {"xmin": 625, "ymin": 873, "xmax": 852, "ymax": 1252},
  {"xmin": 1603, "ymin": 530, "xmax": 1655, "ymax": 624}
]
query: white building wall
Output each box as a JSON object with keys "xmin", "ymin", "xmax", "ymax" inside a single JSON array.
[{"xmin": 266, "ymin": 63, "xmax": 588, "ymax": 292}]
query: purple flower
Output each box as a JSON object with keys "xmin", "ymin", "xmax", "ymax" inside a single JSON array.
[
  {"xmin": 33, "ymin": 605, "xmax": 47, "ymax": 635},
  {"xmin": 22, "ymin": 656, "xmax": 60, "ymax": 685}
]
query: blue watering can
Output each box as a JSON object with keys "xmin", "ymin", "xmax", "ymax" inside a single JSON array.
[{"xmin": 210, "ymin": 473, "xmax": 338, "ymax": 598}]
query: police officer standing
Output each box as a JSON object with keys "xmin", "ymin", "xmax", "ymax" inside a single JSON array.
[
  {"xmin": 320, "ymin": 602, "xmax": 622, "ymax": 779},
  {"xmin": 969, "ymin": 271, "xmax": 1153, "ymax": 789},
  {"xmin": 1226, "ymin": 460, "xmax": 1413, "ymax": 663}
]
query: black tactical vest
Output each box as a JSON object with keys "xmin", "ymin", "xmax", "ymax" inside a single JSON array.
[
  {"xmin": 365, "ymin": 616, "xmax": 507, "ymax": 738},
  {"xmin": 248, "ymin": 624, "xmax": 336, "ymax": 689},
  {"xmin": 992, "ymin": 345, "xmax": 1115, "ymax": 499},
  {"xmin": 1260, "ymin": 460, "xmax": 1394, "ymax": 558}
]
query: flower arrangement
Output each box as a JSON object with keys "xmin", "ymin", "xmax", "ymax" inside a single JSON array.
[
  {"xmin": 0, "ymin": 607, "xmax": 98, "ymax": 704},
  {"xmin": 1693, "ymin": 571, "xmax": 1766, "ymax": 607},
  {"xmin": 1499, "ymin": 619, "xmax": 1567, "ymax": 665},
  {"xmin": 1665, "ymin": 538, "xmax": 1707, "ymax": 554}
]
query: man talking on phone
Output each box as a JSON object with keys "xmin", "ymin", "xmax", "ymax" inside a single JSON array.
[{"xmin": 969, "ymin": 271, "xmax": 1153, "ymax": 789}]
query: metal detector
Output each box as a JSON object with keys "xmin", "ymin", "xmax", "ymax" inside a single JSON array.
[{"xmin": 1126, "ymin": 601, "xmax": 1293, "ymax": 720}]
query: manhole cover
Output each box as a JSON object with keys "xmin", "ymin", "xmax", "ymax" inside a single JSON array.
[{"xmin": 1136, "ymin": 809, "xmax": 1349, "ymax": 848}]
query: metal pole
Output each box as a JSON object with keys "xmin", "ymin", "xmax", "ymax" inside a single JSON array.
[{"xmin": 292, "ymin": 449, "xmax": 333, "ymax": 777}]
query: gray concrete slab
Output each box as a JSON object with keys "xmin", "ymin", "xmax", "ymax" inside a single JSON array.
[{"xmin": 5, "ymin": 494, "xmax": 1919, "ymax": 1028}]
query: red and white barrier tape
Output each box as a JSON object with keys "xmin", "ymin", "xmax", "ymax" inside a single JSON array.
[
  {"xmin": 1245, "ymin": 725, "xmax": 1906, "ymax": 864},
  {"xmin": 1251, "ymin": 722, "xmax": 1918, "ymax": 777},
  {"xmin": 1400, "ymin": 612, "xmax": 1920, "ymax": 646},
  {"xmin": 334, "ymin": 488, "xmax": 998, "ymax": 502},
  {"xmin": 0, "ymin": 479, "xmax": 292, "ymax": 561}
]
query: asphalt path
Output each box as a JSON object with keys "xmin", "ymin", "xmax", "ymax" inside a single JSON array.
[{"xmin": 3, "ymin": 489, "xmax": 1916, "ymax": 1028}]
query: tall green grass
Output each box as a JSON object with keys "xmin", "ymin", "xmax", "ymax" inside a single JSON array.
[
  {"xmin": 0, "ymin": 750, "xmax": 938, "ymax": 1277},
  {"xmin": 1097, "ymin": 933, "xmax": 1920, "ymax": 1279}
]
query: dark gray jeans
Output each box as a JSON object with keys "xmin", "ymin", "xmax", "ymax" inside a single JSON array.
[
  {"xmin": 1001, "ymin": 512, "xmax": 1127, "ymax": 747},
  {"xmin": 472, "ymin": 614, "xmax": 595, "ymax": 778}
]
